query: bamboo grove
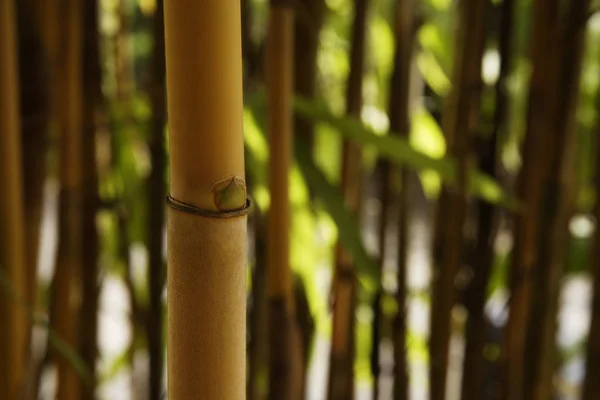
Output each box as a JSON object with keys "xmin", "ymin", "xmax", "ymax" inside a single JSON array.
[{"xmin": 4, "ymin": 0, "xmax": 600, "ymax": 399}]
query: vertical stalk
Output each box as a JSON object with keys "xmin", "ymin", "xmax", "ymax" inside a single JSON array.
[
  {"xmin": 502, "ymin": 1, "xmax": 560, "ymax": 398},
  {"xmin": 267, "ymin": 1, "xmax": 302, "ymax": 399},
  {"xmin": 388, "ymin": 1, "xmax": 415, "ymax": 399},
  {"xmin": 327, "ymin": 0, "xmax": 368, "ymax": 399},
  {"xmin": 460, "ymin": 1, "xmax": 513, "ymax": 399},
  {"xmin": 16, "ymin": 0, "xmax": 50, "ymax": 319},
  {"xmin": 147, "ymin": 2, "xmax": 166, "ymax": 399},
  {"xmin": 164, "ymin": 1, "xmax": 248, "ymax": 399},
  {"xmin": 248, "ymin": 212, "xmax": 269, "ymax": 400},
  {"xmin": 0, "ymin": 0, "xmax": 28, "ymax": 397},
  {"xmin": 80, "ymin": 0, "xmax": 101, "ymax": 394},
  {"xmin": 428, "ymin": 0, "xmax": 486, "ymax": 398},
  {"xmin": 52, "ymin": 0, "xmax": 84, "ymax": 397},
  {"xmin": 294, "ymin": 0, "xmax": 325, "ymax": 149},
  {"xmin": 522, "ymin": 1, "xmax": 588, "ymax": 399}
]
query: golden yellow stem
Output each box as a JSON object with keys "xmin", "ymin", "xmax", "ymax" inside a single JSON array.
[{"xmin": 164, "ymin": 1, "xmax": 248, "ymax": 399}]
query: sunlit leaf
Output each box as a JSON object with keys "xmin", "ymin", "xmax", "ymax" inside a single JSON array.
[{"xmin": 292, "ymin": 94, "xmax": 521, "ymax": 210}]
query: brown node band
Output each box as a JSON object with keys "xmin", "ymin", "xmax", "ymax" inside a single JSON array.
[{"xmin": 166, "ymin": 195, "xmax": 251, "ymax": 219}]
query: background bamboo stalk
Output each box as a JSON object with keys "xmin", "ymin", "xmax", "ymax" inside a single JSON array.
[
  {"xmin": 523, "ymin": 1, "xmax": 589, "ymax": 399},
  {"xmin": 388, "ymin": 0, "xmax": 415, "ymax": 399},
  {"xmin": 52, "ymin": 0, "xmax": 85, "ymax": 397},
  {"xmin": 0, "ymin": 0, "xmax": 28, "ymax": 397},
  {"xmin": 147, "ymin": 2, "xmax": 167, "ymax": 399},
  {"xmin": 267, "ymin": 2, "xmax": 302, "ymax": 399},
  {"xmin": 460, "ymin": 1, "xmax": 514, "ymax": 399},
  {"xmin": 428, "ymin": 0, "xmax": 486, "ymax": 398},
  {"xmin": 294, "ymin": 0, "xmax": 325, "ymax": 150},
  {"xmin": 327, "ymin": 0, "xmax": 368, "ymax": 398},
  {"xmin": 503, "ymin": 1, "xmax": 561, "ymax": 398},
  {"xmin": 80, "ymin": 0, "xmax": 102, "ymax": 394},
  {"xmin": 164, "ymin": 0, "xmax": 247, "ymax": 398}
]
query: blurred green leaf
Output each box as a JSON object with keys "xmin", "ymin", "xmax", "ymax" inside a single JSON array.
[
  {"xmin": 292, "ymin": 94, "xmax": 521, "ymax": 210},
  {"xmin": 0, "ymin": 268, "xmax": 93, "ymax": 386},
  {"xmin": 294, "ymin": 136, "xmax": 380, "ymax": 291}
]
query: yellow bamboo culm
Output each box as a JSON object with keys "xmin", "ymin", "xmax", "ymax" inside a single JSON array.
[
  {"xmin": 0, "ymin": 0, "xmax": 28, "ymax": 396},
  {"xmin": 163, "ymin": 1, "xmax": 248, "ymax": 399}
]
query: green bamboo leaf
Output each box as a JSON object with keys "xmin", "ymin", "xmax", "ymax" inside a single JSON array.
[
  {"xmin": 294, "ymin": 136, "xmax": 380, "ymax": 291},
  {"xmin": 0, "ymin": 269, "xmax": 93, "ymax": 386},
  {"xmin": 292, "ymin": 95, "xmax": 521, "ymax": 211}
]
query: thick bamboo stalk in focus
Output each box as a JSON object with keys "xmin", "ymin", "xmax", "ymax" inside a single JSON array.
[{"xmin": 163, "ymin": 1, "xmax": 248, "ymax": 399}]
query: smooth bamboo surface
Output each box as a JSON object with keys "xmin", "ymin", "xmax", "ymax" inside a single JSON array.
[
  {"xmin": 164, "ymin": 1, "xmax": 247, "ymax": 399},
  {"xmin": 164, "ymin": 0, "xmax": 245, "ymax": 211},
  {"xmin": 0, "ymin": 0, "xmax": 28, "ymax": 397}
]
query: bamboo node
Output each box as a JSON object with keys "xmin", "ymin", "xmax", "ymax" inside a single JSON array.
[{"xmin": 166, "ymin": 195, "xmax": 251, "ymax": 218}]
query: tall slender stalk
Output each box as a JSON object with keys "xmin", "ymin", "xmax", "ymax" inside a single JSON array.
[
  {"xmin": 80, "ymin": 0, "xmax": 101, "ymax": 394},
  {"xmin": 164, "ymin": 1, "xmax": 248, "ymax": 398},
  {"xmin": 503, "ymin": 1, "xmax": 561, "ymax": 398},
  {"xmin": 428, "ymin": 0, "xmax": 486, "ymax": 398},
  {"xmin": 388, "ymin": 1, "xmax": 415, "ymax": 399},
  {"xmin": 147, "ymin": 2, "xmax": 167, "ymax": 399},
  {"xmin": 294, "ymin": 0, "xmax": 325, "ymax": 149},
  {"xmin": 0, "ymin": 0, "xmax": 28, "ymax": 397},
  {"xmin": 51, "ymin": 0, "xmax": 84, "ymax": 397},
  {"xmin": 460, "ymin": 1, "xmax": 514, "ymax": 399},
  {"xmin": 16, "ymin": 0, "xmax": 50, "ymax": 320},
  {"xmin": 249, "ymin": 211, "xmax": 269, "ymax": 400},
  {"xmin": 327, "ymin": 1, "xmax": 368, "ymax": 399},
  {"xmin": 267, "ymin": 1, "xmax": 302, "ymax": 399},
  {"xmin": 522, "ymin": 2, "xmax": 589, "ymax": 399}
]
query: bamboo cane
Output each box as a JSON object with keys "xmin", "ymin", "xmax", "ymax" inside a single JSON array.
[
  {"xmin": 266, "ymin": 1, "xmax": 303, "ymax": 399},
  {"xmin": 0, "ymin": 0, "xmax": 28, "ymax": 397},
  {"xmin": 163, "ymin": 1, "xmax": 248, "ymax": 398},
  {"xmin": 328, "ymin": 1, "xmax": 368, "ymax": 398}
]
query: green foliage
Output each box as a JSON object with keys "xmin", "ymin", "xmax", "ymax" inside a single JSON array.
[
  {"xmin": 0, "ymin": 269, "xmax": 93, "ymax": 386},
  {"xmin": 292, "ymin": 94, "xmax": 521, "ymax": 209}
]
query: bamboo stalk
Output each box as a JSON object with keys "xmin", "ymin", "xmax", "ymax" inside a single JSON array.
[
  {"xmin": 267, "ymin": 2, "xmax": 302, "ymax": 399},
  {"xmin": 248, "ymin": 211, "xmax": 269, "ymax": 400},
  {"xmin": 163, "ymin": 1, "xmax": 248, "ymax": 398},
  {"xmin": 428, "ymin": 0, "xmax": 486, "ymax": 398},
  {"xmin": 522, "ymin": 1, "xmax": 589, "ymax": 399},
  {"xmin": 147, "ymin": 2, "xmax": 167, "ymax": 399},
  {"xmin": 502, "ymin": 1, "xmax": 561, "ymax": 399},
  {"xmin": 327, "ymin": 1, "xmax": 368, "ymax": 399},
  {"xmin": 80, "ymin": 0, "xmax": 102, "ymax": 394},
  {"xmin": 388, "ymin": 1, "xmax": 415, "ymax": 399},
  {"xmin": 51, "ymin": 0, "xmax": 85, "ymax": 397},
  {"xmin": 294, "ymin": 0, "xmax": 325, "ymax": 150},
  {"xmin": 0, "ymin": 0, "xmax": 28, "ymax": 397},
  {"xmin": 460, "ymin": 1, "xmax": 514, "ymax": 399},
  {"xmin": 16, "ymin": 0, "xmax": 50, "ymax": 322}
]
